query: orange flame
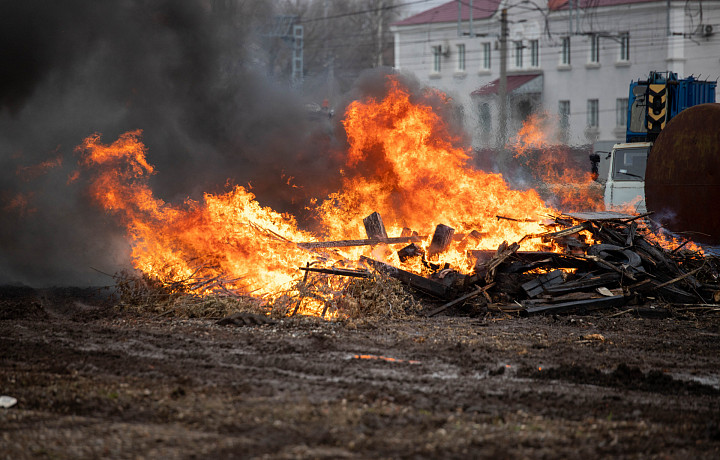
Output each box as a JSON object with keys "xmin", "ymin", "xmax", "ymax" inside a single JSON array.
[
  {"xmin": 509, "ymin": 112, "xmax": 603, "ymax": 212},
  {"xmin": 77, "ymin": 130, "xmax": 320, "ymax": 312},
  {"xmin": 16, "ymin": 154, "xmax": 63, "ymax": 181},
  {"xmin": 77, "ymin": 77, "xmax": 608, "ymax": 316},
  {"xmin": 317, "ymin": 78, "xmax": 554, "ymax": 263}
]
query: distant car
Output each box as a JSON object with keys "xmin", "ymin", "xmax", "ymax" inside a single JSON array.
[{"xmin": 304, "ymin": 102, "xmax": 333, "ymax": 120}]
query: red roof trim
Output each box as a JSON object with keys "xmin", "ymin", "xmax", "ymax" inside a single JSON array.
[
  {"xmin": 393, "ymin": 0, "xmax": 503, "ymax": 27},
  {"xmin": 471, "ymin": 73, "xmax": 542, "ymax": 96}
]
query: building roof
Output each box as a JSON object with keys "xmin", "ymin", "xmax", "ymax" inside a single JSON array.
[
  {"xmin": 549, "ymin": 0, "xmax": 660, "ymax": 10},
  {"xmin": 393, "ymin": 0, "xmax": 503, "ymax": 26},
  {"xmin": 394, "ymin": 0, "xmax": 665, "ymax": 26},
  {"xmin": 471, "ymin": 73, "xmax": 542, "ymax": 96}
]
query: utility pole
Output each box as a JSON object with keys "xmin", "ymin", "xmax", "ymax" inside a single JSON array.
[
  {"xmin": 469, "ymin": 0, "xmax": 473, "ymax": 37},
  {"xmin": 457, "ymin": 0, "xmax": 461, "ymax": 37},
  {"xmin": 498, "ymin": 8, "xmax": 508, "ymax": 150},
  {"xmin": 376, "ymin": 0, "xmax": 385, "ymax": 67}
]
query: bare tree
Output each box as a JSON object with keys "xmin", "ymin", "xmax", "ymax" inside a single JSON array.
[{"xmin": 269, "ymin": 0, "xmax": 403, "ymax": 95}]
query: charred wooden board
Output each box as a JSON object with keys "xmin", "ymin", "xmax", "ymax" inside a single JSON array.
[
  {"xmin": 363, "ymin": 212, "xmax": 389, "ymax": 240},
  {"xmin": 521, "ymin": 269, "xmax": 565, "ymax": 298},
  {"xmin": 543, "ymin": 272, "xmax": 621, "ymax": 296},
  {"xmin": 523, "ymin": 295, "xmax": 628, "ymax": 315},
  {"xmin": 468, "ymin": 250, "xmax": 592, "ymax": 270},
  {"xmin": 297, "ymin": 236, "xmax": 424, "ymax": 250},
  {"xmin": 424, "ymin": 283, "xmax": 494, "ymax": 317},
  {"xmin": 360, "ymin": 256, "xmax": 451, "ymax": 299},
  {"xmin": 428, "ymin": 224, "xmax": 455, "ymax": 260},
  {"xmin": 298, "ymin": 266, "xmax": 371, "ymax": 278}
]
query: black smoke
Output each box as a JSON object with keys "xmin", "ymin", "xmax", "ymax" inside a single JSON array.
[{"xmin": 0, "ymin": 0, "xmax": 344, "ymax": 286}]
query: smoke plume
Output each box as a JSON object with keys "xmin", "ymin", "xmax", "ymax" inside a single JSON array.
[{"xmin": 0, "ymin": 0, "xmax": 345, "ymax": 286}]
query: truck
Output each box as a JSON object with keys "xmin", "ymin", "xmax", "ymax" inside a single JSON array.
[{"xmin": 599, "ymin": 71, "xmax": 717, "ymax": 213}]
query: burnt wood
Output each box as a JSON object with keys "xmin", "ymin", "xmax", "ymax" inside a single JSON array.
[
  {"xmin": 397, "ymin": 243, "xmax": 424, "ymax": 263},
  {"xmin": 360, "ymin": 256, "xmax": 451, "ymax": 298},
  {"xmin": 523, "ymin": 294, "xmax": 628, "ymax": 315},
  {"xmin": 521, "ymin": 269, "xmax": 565, "ymax": 298},
  {"xmin": 297, "ymin": 236, "xmax": 424, "ymax": 250},
  {"xmin": 298, "ymin": 266, "xmax": 371, "ymax": 278},
  {"xmin": 425, "ymin": 283, "xmax": 494, "ymax": 317},
  {"xmin": 428, "ymin": 224, "xmax": 456, "ymax": 260},
  {"xmin": 363, "ymin": 212, "xmax": 389, "ymax": 240}
]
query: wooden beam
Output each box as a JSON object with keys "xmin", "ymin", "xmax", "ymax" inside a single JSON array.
[
  {"xmin": 297, "ymin": 235, "xmax": 424, "ymax": 250},
  {"xmin": 363, "ymin": 212, "xmax": 388, "ymax": 239},
  {"xmin": 523, "ymin": 295, "xmax": 627, "ymax": 315},
  {"xmin": 360, "ymin": 256, "xmax": 450, "ymax": 298},
  {"xmin": 298, "ymin": 266, "xmax": 371, "ymax": 278},
  {"xmin": 425, "ymin": 283, "xmax": 495, "ymax": 317},
  {"xmin": 428, "ymin": 224, "xmax": 455, "ymax": 260}
]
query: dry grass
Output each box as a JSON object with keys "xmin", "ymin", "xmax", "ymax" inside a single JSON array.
[
  {"xmin": 335, "ymin": 273, "xmax": 422, "ymax": 320},
  {"xmin": 112, "ymin": 266, "xmax": 422, "ymax": 322},
  {"xmin": 113, "ymin": 270, "xmax": 268, "ymax": 319}
]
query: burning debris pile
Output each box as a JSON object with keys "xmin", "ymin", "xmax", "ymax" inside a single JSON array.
[
  {"xmin": 299, "ymin": 210, "xmax": 720, "ymax": 319},
  {"xmin": 75, "ymin": 76, "xmax": 719, "ymax": 320}
]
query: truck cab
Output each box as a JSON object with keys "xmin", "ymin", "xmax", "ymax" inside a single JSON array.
[
  {"xmin": 603, "ymin": 142, "xmax": 651, "ymax": 213},
  {"xmin": 598, "ymin": 71, "xmax": 716, "ymax": 212}
]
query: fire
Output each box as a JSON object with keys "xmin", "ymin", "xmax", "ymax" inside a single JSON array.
[
  {"xmin": 77, "ymin": 76, "xmax": 601, "ymax": 316},
  {"xmin": 78, "ymin": 130, "xmax": 319, "ymax": 312},
  {"xmin": 317, "ymin": 78, "xmax": 554, "ymax": 266},
  {"xmin": 16, "ymin": 155, "xmax": 63, "ymax": 181},
  {"xmin": 509, "ymin": 112, "xmax": 604, "ymax": 212}
]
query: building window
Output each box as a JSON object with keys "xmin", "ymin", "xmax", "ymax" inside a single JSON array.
[
  {"xmin": 561, "ymin": 37, "xmax": 571, "ymax": 65},
  {"xmin": 616, "ymin": 98, "xmax": 628, "ymax": 127},
  {"xmin": 530, "ymin": 40, "xmax": 539, "ymax": 67},
  {"xmin": 457, "ymin": 44, "xmax": 465, "ymax": 71},
  {"xmin": 432, "ymin": 46, "xmax": 441, "ymax": 72},
  {"xmin": 482, "ymin": 42, "xmax": 491, "ymax": 69},
  {"xmin": 480, "ymin": 102, "xmax": 492, "ymax": 141},
  {"xmin": 514, "ymin": 41, "xmax": 523, "ymax": 68},
  {"xmin": 619, "ymin": 32, "xmax": 630, "ymax": 61},
  {"xmin": 590, "ymin": 34, "xmax": 600, "ymax": 63},
  {"xmin": 588, "ymin": 99, "xmax": 599, "ymax": 127},
  {"xmin": 559, "ymin": 100, "xmax": 570, "ymax": 142}
]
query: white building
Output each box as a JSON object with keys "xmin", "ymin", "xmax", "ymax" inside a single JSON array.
[{"xmin": 390, "ymin": 0, "xmax": 720, "ymax": 149}]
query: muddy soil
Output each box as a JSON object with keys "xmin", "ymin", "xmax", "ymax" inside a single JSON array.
[{"xmin": 1, "ymin": 286, "xmax": 719, "ymax": 459}]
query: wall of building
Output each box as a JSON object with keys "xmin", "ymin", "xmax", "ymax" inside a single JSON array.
[{"xmin": 391, "ymin": 1, "xmax": 720, "ymax": 149}]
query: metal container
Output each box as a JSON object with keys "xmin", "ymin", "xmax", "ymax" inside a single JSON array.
[{"xmin": 645, "ymin": 103, "xmax": 720, "ymax": 245}]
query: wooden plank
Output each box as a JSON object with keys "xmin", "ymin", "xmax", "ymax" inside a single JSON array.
[
  {"xmin": 484, "ymin": 242, "xmax": 520, "ymax": 282},
  {"xmin": 298, "ymin": 266, "xmax": 371, "ymax": 278},
  {"xmin": 524, "ymin": 295, "xmax": 627, "ymax": 315},
  {"xmin": 397, "ymin": 243, "xmax": 424, "ymax": 263},
  {"xmin": 425, "ymin": 283, "xmax": 495, "ymax": 317},
  {"xmin": 564, "ymin": 211, "xmax": 636, "ymax": 221},
  {"xmin": 363, "ymin": 212, "xmax": 388, "ymax": 239},
  {"xmin": 521, "ymin": 269, "xmax": 565, "ymax": 298},
  {"xmin": 360, "ymin": 256, "xmax": 450, "ymax": 298},
  {"xmin": 543, "ymin": 272, "xmax": 620, "ymax": 295},
  {"xmin": 297, "ymin": 235, "xmax": 424, "ymax": 250},
  {"xmin": 428, "ymin": 224, "xmax": 455, "ymax": 259},
  {"xmin": 544, "ymin": 223, "xmax": 589, "ymax": 240},
  {"xmin": 468, "ymin": 250, "xmax": 592, "ymax": 270}
]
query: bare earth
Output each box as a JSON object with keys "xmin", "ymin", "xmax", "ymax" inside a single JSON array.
[{"xmin": 1, "ymin": 286, "xmax": 719, "ymax": 459}]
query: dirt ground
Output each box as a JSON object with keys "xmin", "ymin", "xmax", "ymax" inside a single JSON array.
[{"xmin": 1, "ymin": 286, "xmax": 719, "ymax": 459}]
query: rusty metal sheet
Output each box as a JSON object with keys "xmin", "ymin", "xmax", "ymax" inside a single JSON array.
[{"xmin": 645, "ymin": 103, "xmax": 720, "ymax": 245}]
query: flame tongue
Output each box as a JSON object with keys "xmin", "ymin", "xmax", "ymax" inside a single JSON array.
[
  {"xmin": 78, "ymin": 130, "xmax": 315, "ymax": 299},
  {"xmin": 319, "ymin": 78, "xmax": 553, "ymax": 250},
  {"xmin": 78, "ymin": 76, "xmax": 577, "ymax": 315}
]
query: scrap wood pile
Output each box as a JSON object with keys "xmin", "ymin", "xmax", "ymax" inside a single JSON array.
[{"xmin": 299, "ymin": 211, "xmax": 720, "ymax": 317}]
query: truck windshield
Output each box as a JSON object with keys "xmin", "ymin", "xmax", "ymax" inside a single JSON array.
[{"xmin": 612, "ymin": 146, "xmax": 648, "ymax": 181}]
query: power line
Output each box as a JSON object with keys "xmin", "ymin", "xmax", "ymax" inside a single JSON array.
[{"xmin": 296, "ymin": 0, "xmax": 441, "ymax": 24}]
